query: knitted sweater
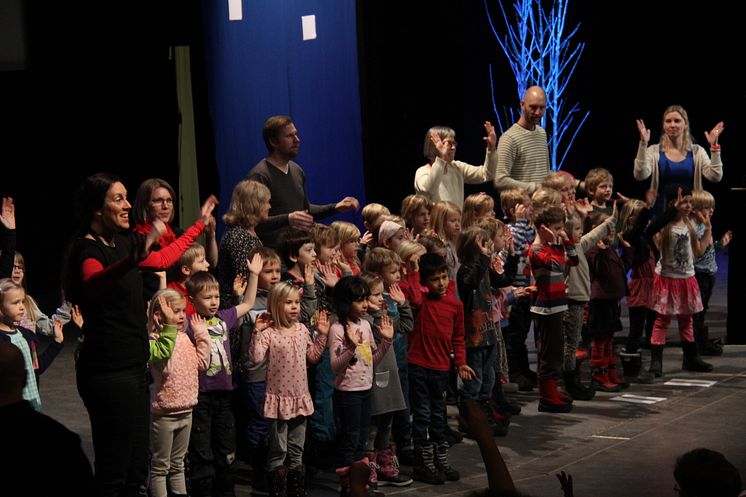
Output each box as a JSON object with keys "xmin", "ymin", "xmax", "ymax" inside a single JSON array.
[
  {"xmin": 494, "ymin": 123, "xmax": 550, "ymax": 194},
  {"xmin": 149, "ymin": 324, "xmax": 211, "ymax": 415},
  {"xmin": 414, "ymin": 150, "xmax": 497, "ymax": 208},
  {"xmin": 565, "ymin": 217, "xmax": 616, "ymax": 302},
  {"xmin": 529, "ymin": 241, "xmax": 578, "ymax": 315}
]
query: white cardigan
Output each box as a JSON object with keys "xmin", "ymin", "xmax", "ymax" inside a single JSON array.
[
  {"xmin": 633, "ymin": 142, "xmax": 722, "ymax": 193},
  {"xmin": 414, "ymin": 149, "xmax": 497, "ymax": 208}
]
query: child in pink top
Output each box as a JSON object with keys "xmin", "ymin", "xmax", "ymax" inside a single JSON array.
[
  {"xmin": 329, "ymin": 276, "xmax": 393, "ymax": 493},
  {"xmin": 249, "ymin": 281, "xmax": 329, "ymax": 496},
  {"xmin": 147, "ymin": 289, "xmax": 211, "ymax": 497}
]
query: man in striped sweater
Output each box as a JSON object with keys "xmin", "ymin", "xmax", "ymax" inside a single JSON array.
[{"xmin": 528, "ymin": 205, "xmax": 578, "ymax": 413}]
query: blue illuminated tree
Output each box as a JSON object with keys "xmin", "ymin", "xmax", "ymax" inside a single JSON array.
[{"xmin": 485, "ymin": 0, "xmax": 589, "ymax": 170}]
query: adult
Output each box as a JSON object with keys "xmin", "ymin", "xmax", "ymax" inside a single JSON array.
[
  {"xmin": 634, "ymin": 105, "xmax": 723, "ymax": 211},
  {"xmin": 493, "ymin": 86, "xmax": 551, "ymax": 194},
  {"xmin": 64, "ymin": 173, "xmax": 216, "ymax": 497},
  {"xmin": 131, "ymin": 178, "xmax": 219, "ymax": 300},
  {"xmin": 0, "ymin": 341, "xmax": 95, "ymax": 497},
  {"xmin": 247, "ymin": 115, "xmax": 359, "ymax": 248},
  {"xmin": 414, "ymin": 122, "xmax": 498, "ymax": 208}
]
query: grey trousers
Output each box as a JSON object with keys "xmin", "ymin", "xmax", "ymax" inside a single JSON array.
[
  {"xmin": 267, "ymin": 417, "xmax": 307, "ymax": 470},
  {"xmin": 150, "ymin": 411, "xmax": 193, "ymax": 497}
]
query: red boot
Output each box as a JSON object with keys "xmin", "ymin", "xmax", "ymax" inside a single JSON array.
[{"xmin": 538, "ymin": 378, "xmax": 572, "ymax": 413}]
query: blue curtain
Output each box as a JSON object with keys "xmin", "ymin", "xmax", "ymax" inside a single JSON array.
[{"xmin": 201, "ymin": 0, "xmax": 365, "ymax": 225}]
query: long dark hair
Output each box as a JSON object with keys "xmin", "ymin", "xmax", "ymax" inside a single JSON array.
[
  {"xmin": 73, "ymin": 172, "xmax": 120, "ymax": 232},
  {"xmin": 333, "ymin": 276, "xmax": 370, "ymax": 326}
]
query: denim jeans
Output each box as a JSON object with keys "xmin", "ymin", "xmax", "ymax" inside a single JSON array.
[
  {"xmin": 408, "ymin": 364, "xmax": 448, "ymax": 445},
  {"xmin": 460, "ymin": 343, "xmax": 497, "ymax": 401},
  {"xmin": 334, "ymin": 388, "xmax": 372, "ymax": 466}
]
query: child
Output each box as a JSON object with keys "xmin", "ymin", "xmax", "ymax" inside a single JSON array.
[
  {"xmin": 400, "ymin": 194, "xmax": 432, "ymax": 238},
  {"xmin": 167, "ymin": 243, "xmax": 210, "ymax": 316},
  {"xmin": 147, "ymin": 289, "xmax": 211, "ymax": 497},
  {"xmin": 331, "ymin": 221, "xmax": 362, "ymax": 276},
  {"xmin": 404, "ymin": 253, "xmax": 475, "ymax": 484},
  {"xmin": 585, "ymin": 167, "xmax": 620, "ymax": 247},
  {"xmin": 0, "ymin": 278, "xmax": 64, "ymax": 411},
  {"xmin": 542, "ymin": 171, "xmax": 576, "ymax": 205},
  {"xmin": 358, "ymin": 272, "xmax": 413, "ymax": 488},
  {"xmin": 691, "ymin": 189, "xmax": 731, "ymax": 356},
  {"xmin": 430, "ymin": 201, "xmax": 462, "ymax": 284},
  {"xmin": 330, "ymin": 276, "xmax": 393, "ymax": 496},
  {"xmin": 499, "ymin": 187, "xmax": 537, "ymax": 391},
  {"xmin": 417, "ymin": 235, "xmax": 447, "ymax": 259},
  {"xmin": 277, "ymin": 227, "xmax": 319, "ymax": 327},
  {"xmin": 528, "ymin": 205, "xmax": 578, "ymax": 413},
  {"xmin": 461, "ymin": 192, "xmax": 496, "ymax": 229},
  {"xmin": 10, "ymin": 252, "xmax": 56, "ymax": 335},
  {"xmin": 618, "ymin": 199, "xmax": 657, "ymax": 383},
  {"xmin": 586, "ymin": 209, "xmax": 629, "ymax": 392},
  {"xmin": 378, "ymin": 220, "xmax": 407, "ymax": 252},
  {"xmin": 456, "ymin": 226, "xmax": 517, "ymax": 436},
  {"xmin": 185, "ymin": 254, "xmax": 262, "ymax": 497},
  {"xmin": 562, "ymin": 199, "xmax": 615, "ymax": 398},
  {"xmin": 530, "ymin": 187, "xmax": 562, "ymax": 211},
  {"xmin": 648, "ymin": 185, "xmax": 712, "ymax": 376},
  {"xmin": 249, "ymin": 282, "xmax": 329, "ymax": 497}
]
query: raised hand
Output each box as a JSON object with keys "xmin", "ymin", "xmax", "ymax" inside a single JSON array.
[
  {"xmin": 360, "ymin": 230, "xmax": 374, "ymax": 246},
  {"xmin": 636, "ymin": 119, "xmax": 650, "ymax": 143},
  {"xmin": 317, "ymin": 262, "xmax": 340, "ymax": 288},
  {"xmin": 478, "ymin": 235, "xmax": 493, "ymax": 257},
  {"xmin": 539, "ymin": 224, "xmax": 558, "ymax": 244},
  {"xmin": 200, "ymin": 195, "xmax": 219, "ymax": 225},
  {"xmin": 205, "ymin": 215, "xmax": 217, "ymax": 238},
  {"xmin": 190, "ymin": 314, "xmax": 209, "ymax": 338},
  {"xmin": 430, "ymin": 131, "xmax": 451, "ymax": 161},
  {"xmin": 335, "ymin": 197, "xmax": 360, "ymax": 212},
  {"xmin": 388, "ymin": 283, "xmax": 406, "ymax": 305},
  {"xmin": 379, "ymin": 313, "xmax": 394, "ymax": 339},
  {"xmin": 611, "ymin": 198, "xmax": 619, "ymax": 220},
  {"xmin": 0, "ymin": 197, "xmax": 15, "ymax": 230},
  {"xmin": 514, "ymin": 203, "xmax": 528, "ymax": 221},
  {"xmin": 247, "ymin": 252, "xmax": 264, "ymax": 275},
  {"xmin": 303, "ymin": 261, "xmax": 315, "ymax": 285},
  {"xmin": 254, "ymin": 312, "xmax": 272, "ymax": 332},
  {"xmin": 483, "ymin": 121, "xmax": 497, "ymax": 151},
  {"xmin": 233, "ymin": 274, "xmax": 247, "ymax": 297},
  {"xmin": 346, "ymin": 325, "xmax": 363, "ymax": 345},
  {"xmin": 574, "ymin": 197, "xmax": 593, "ymax": 219},
  {"xmin": 71, "ymin": 305, "xmax": 84, "ymax": 329},
  {"xmin": 158, "ymin": 295, "xmax": 176, "ymax": 325},
  {"xmin": 458, "ymin": 364, "xmax": 476, "ymax": 380},
  {"xmin": 705, "ymin": 121, "xmax": 724, "ymax": 146},
  {"xmin": 721, "ymin": 230, "xmax": 733, "ymax": 248},
  {"xmin": 134, "ymin": 218, "xmax": 167, "ymax": 263},
  {"xmin": 316, "ymin": 310, "xmax": 330, "ymax": 336},
  {"xmin": 52, "ymin": 319, "xmax": 64, "ymax": 344}
]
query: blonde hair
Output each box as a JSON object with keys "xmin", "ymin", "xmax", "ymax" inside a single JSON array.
[
  {"xmin": 584, "ymin": 168, "xmax": 614, "ymax": 197},
  {"xmin": 395, "ymin": 240, "xmax": 425, "ymax": 263},
  {"xmin": 692, "ymin": 189, "xmax": 716, "ymax": 210},
  {"xmin": 476, "ymin": 217, "xmax": 505, "ymax": 240},
  {"xmin": 499, "ymin": 188, "xmax": 529, "ymax": 222},
  {"xmin": 359, "ymin": 272, "xmax": 384, "ymax": 291},
  {"xmin": 363, "ymin": 247, "xmax": 402, "ymax": 276},
  {"xmin": 361, "ymin": 203, "xmax": 391, "ymax": 226},
  {"xmin": 222, "ymin": 180, "xmax": 271, "ymax": 228},
  {"xmin": 620, "ymin": 199, "xmax": 647, "ymax": 236},
  {"xmin": 661, "ymin": 105, "xmax": 694, "ymax": 154},
  {"xmin": 531, "ymin": 187, "xmax": 562, "ymax": 211},
  {"xmin": 430, "ymin": 201, "xmax": 461, "ymax": 240},
  {"xmin": 462, "ymin": 193, "xmax": 494, "ymax": 229},
  {"xmin": 0, "ymin": 278, "xmax": 25, "ymax": 314},
  {"xmin": 11, "ymin": 253, "xmax": 42, "ymax": 323},
  {"xmin": 331, "ymin": 221, "xmax": 361, "ymax": 244},
  {"xmin": 176, "ymin": 244, "xmax": 206, "ymax": 277},
  {"xmin": 147, "ymin": 288, "xmax": 186, "ymax": 334},
  {"xmin": 542, "ymin": 171, "xmax": 573, "ymax": 192},
  {"xmin": 267, "ymin": 281, "xmax": 300, "ymax": 329},
  {"xmin": 400, "ymin": 194, "xmax": 433, "ymax": 228},
  {"xmin": 313, "ymin": 223, "xmax": 338, "ymax": 251}
]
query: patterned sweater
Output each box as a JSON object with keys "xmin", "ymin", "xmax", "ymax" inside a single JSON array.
[{"xmin": 529, "ymin": 241, "xmax": 578, "ymax": 315}]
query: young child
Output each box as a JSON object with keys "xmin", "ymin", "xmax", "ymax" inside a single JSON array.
[
  {"xmin": 461, "ymin": 192, "xmax": 496, "ymax": 229},
  {"xmin": 403, "ymin": 253, "xmax": 475, "ymax": 484},
  {"xmin": 167, "ymin": 243, "xmax": 210, "ymax": 316},
  {"xmin": 185, "ymin": 254, "xmax": 262, "ymax": 497},
  {"xmin": 358, "ymin": 272, "xmax": 413, "ymax": 488},
  {"xmin": 332, "ymin": 221, "xmax": 363, "ymax": 276},
  {"xmin": 330, "ymin": 276, "xmax": 393, "ymax": 496},
  {"xmin": 378, "ymin": 220, "xmax": 407, "ymax": 252},
  {"xmin": 249, "ymin": 281, "xmax": 329, "ymax": 497},
  {"xmin": 691, "ymin": 189, "xmax": 731, "ymax": 356},
  {"xmin": 456, "ymin": 226, "xmax": 517, "ymax": 436},
  {"xmin": 618, "ymin": 199, "xmax": 657, "ymax": 383},
  {"xmin": 0, "ymin": 278, "xmax": 64, "ymax": 411},
  {"xmin": 499, "ymin": 187, "xmax": 537, "ymax": 391},
  {"xmin": 585, "ymin": 209, "xmax": 628, "ymax": 393},
  {"xmin": 147, "ymin": 289, "xmax": 211, "ymax": 497},
  {"xmin": 277, "ymin": 227, "xmax": 319, "ymax": 327},
  {"xmin": 542, "ymin": 171, "xmax": 576, "ymax": 205},
  {"xmin": 530, "ymin": 187, "xmax": 562, "ymax": 211},
  {"xmin": 10, "ymin": 252, "xmax": 56, "ymax": 335},
  {"xmin": 360, "ymin": 203, "xmax": 392, "ymax": 257},
  {"xmin": 585, "ymin": 167, "xmax": 620, "ymax": 246},
  {"xmin": 648, "ymin": 185, "xmax": 712, "ymax": 376},
  {"xmin": 400, "ymin": 194, "xmax": 432, "ymax": 238},
  {"xmin": 528, "ymin": 205, "xmax": 578, "ymax": 413},
  {"xmin": 430, "ymin": 201, "xmax": 462, "ymax": 284},
  {"xmin": 561, "ymin": 199, "xmax": 615, "ymax": 399}
]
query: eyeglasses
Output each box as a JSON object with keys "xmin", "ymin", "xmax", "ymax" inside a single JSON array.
[{"xmin": 151, "ymin": 198, "xmax": 174, "ymax": 206}]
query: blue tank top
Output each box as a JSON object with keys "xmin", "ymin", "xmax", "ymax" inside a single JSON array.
[{"xmin": 654, "ymin": 150, "xmax": 695, "ymax": 213}]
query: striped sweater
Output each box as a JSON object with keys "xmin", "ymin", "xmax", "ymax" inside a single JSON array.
[{"xmin": 529, "ymin": 241, "xmax": 578, "ymax": 315}]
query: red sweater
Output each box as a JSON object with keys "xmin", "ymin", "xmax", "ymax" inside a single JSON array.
[{"xmin": 404, "ymin": 273, "xmax": 466, "ymax": 372}]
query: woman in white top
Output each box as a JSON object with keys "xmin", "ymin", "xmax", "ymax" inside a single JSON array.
[{"xmin": 414, "ymin": 122, "xmax": 498, "ymax": 208}]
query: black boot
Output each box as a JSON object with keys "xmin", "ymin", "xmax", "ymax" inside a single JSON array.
[
  {"xmin": 286, "ymin": 466, "xmax": 305, "ymax": 497},
  {"xmin": 697, "ymin": 326, "xmax": 724, "ymax": 356},
  {"xmin": 214, "ymin": 471, "xmax": 236, "ymax": 497},
  {"xmin": 412, "ymin": 444, "xmax": 445, "ymax": 485},
  {"xmin": 492, "ymin": 380, "xmax": 521, "ymax": 415},
  {"xmin": 269, "ymin": 466, "xmax": 288, "ymax": 497},
  {"xmin": 433, "ymin": 442, "xmax": 460, "ymax": 481},
  {"xmin": 682, "ymin": 341, "xmax": 713, "ymax": 372},
  {"xmin": 190, "ymin": 477, "xmax": 214, "ymax": 497},
  {"xmin": 562, "ymin": 369, "xmax": 595, "ymax": 400},
  {"xmin": 249, "ymin": 446, "xmax": 270, "ymax": 495},
  {"xmin": 620, "ymin": 349, "xmax": 654, "ymax": 384},
  {"xmin": 649, "ymin": 345, "xmax": 664, "ymax": 378}
]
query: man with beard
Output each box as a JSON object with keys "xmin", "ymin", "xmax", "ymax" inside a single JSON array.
[{"xmin": 247, "ymin": 115, "xmax": 359, "ymax": 248}]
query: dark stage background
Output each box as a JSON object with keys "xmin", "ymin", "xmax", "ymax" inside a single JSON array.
[{"xmin": 1, "ymin": 0, "xmax": 742, "ymax": 320}]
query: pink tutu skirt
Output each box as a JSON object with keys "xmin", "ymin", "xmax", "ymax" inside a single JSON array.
[
  {"xmin": 652, "ymin": 274, "xmax": 703, "ymax": 316},
  {"xmin": 627, "ymin": 277, "xmax": 655, "ymax": 308}
]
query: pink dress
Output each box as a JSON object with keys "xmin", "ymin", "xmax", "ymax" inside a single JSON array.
[{"xmin": 249, "ymin": 322, "xmax": 327, "ymax": 420}]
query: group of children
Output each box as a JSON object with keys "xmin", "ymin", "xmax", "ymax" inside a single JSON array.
[{"xmin": 0, "ymin": 166, "xmax": 731, "ymax": 497}]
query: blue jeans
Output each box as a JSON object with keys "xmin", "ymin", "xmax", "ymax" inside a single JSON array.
[
  {"xmin": 310, "ymin": 349, "xmax": 336, "ymax": 442},
  {"xmin": 243, "ymin": 381, "xmax": 271, "ymax": 448},
  {"xmin": 334, "ymin": 389, "xmax": 372, "ymax": 466},
  {"xmin": 460, "ymin": 343, "xmax": 497, "ymax": 402},
  {"xmin": 408, "ymin": 364, "xmax": 448, "ymax": 445}
]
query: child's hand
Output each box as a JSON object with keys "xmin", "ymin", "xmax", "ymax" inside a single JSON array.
[
  {"xmin": 404, "ymin": 228, "xmax": 414, "ymax": 241},
  {"xmin": 539, "ymin": 225, "xmax": 557, "ymax": 244},
  {"xmin": 611, "ymin": 199, "xmax": 619, "ymax": 220},
  {"xmin": 53, "ymin": 319, "xmax": 64, "ymax": 344},
  {"xmin": 71, "ymin": 305, "xmax": 84, "ymax": 329},
  {"xmin": 644, "ymin": 189, "xmax": 658, "ymax": 209},
  {"xmin": 721, "ymin": 230, "xmax": 733, "ymax": 248},
  {"xmin": 200, "ymin": 195, "xmax": 219, "ymax": 226},
  {"xmin": 615, "ymin": 192, "xmax": 629, "ymax": 205},
  {"xmin": 514, "ymin": 203, "xmax": 528, "ymax": 221},
  {"xmin": 190, "ymin": 314, "xmax": 209, "ymax": 337},
  {"xmin": 333, "ymin": 253, "xmax": 352, "ymax": 274},
  {"xmin": 408, "ymin": 254, "xmax": 420, "ymax": 275},
  {"xmin": 205, "ymin": 214, "xmax": 217, "ymax": 238},
  {"xmin": 317, "ymin": 262, "xmax": 340, "ymax": 288},
  {"xmin": 233, "ymin": 274, "xmax": 248, "ymax": 296},
  {"xmin": 388, "ymin": 283, "xmax": 406, "ymax": 305},
  {"xmin": 617, "ymin": 232, "xmax": 631, "ymax": 249},
  {"xmin": 155, "ymin": 271, "xmax": 167, "ymax": 290},
  {"xmin": 158, "ymin": 295, "xmax": 176, "ymax": 324},
  {"xmin": 458, "ymin": 364, "xmax": 476, "ymax": 380},
  {"xmin": 345, "ymin": 325, "xmax": 363, "ymax": 345},
  {"xmin": 316, "ymin": 310, "xmax": 331, "ymax": 336},
  {"xmin": 360, "ymin": 231, "xmax": 373, "ymax": 246},
  {"xmin": 247, "ymin": 253, "xmax": 264, "ymax": 275},
  {"xmin": 0, "ymin": 197, "xmax": 15, "ymax": 230},
  {"xmin": 478, "ymin": 236, "xmax": 493, "ymax": 257},
  {"xmin": 303, "ymin": 262, "xmax": 315, "ymax": 285},
  {"xmin": 379, "ymin": 313, "xmax": 394, "ymax": 339},
  {"xmin": 254, "ymin": 312, "xmax": 272, "ymax": 332}
]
